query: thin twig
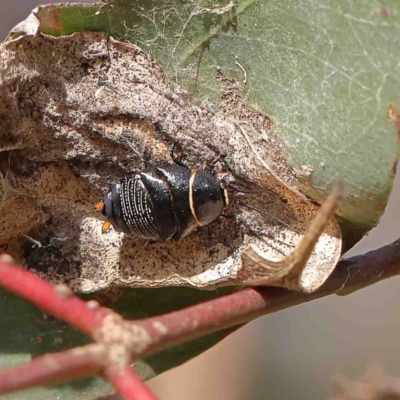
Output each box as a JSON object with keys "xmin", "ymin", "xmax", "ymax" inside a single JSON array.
[
  {"xmin": 0, "ymin": 344, "xmax": 102, "ymax": 394},
  {"xmin": 104, "ymin": 366, "xmax": 158, "ymax": 400},
  {"xmin": 0, "ymin": 256, "xmax": 107, "ymax": 335},
  {"xmin": 0, "ymin": 238, "xmax": 399, "ymax": 397},
  {"xmin": 136, "ymin": 237, "xmax": 400, "ymax": 355},
  {"xmin": 235, "ymin": 59, "xmax": 247, "ymax": 84}
]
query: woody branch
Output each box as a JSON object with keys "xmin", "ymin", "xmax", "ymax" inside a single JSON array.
[{"xmin": 0, "ymin": 238, "xmax": 399, "ymax": 397}]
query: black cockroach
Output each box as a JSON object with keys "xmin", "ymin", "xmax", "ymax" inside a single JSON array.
[
  {"xmin": 95, "ymin": 164, "xmax": 230, "ymax": 241},
  {"xmin": 95, "ymin": 142, "xmax": 301, "ymax": 241}
]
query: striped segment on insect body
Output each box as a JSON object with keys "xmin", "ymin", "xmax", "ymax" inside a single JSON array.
[{"xmin": 96, "ymin": 165, "xmax": 230, "ymax": 241}]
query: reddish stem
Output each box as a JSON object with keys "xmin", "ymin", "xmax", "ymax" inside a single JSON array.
[
  {"xmin": 0, "ymin": 238, "xmax": 400, "ymax": 398},
  {"xmin": 139, "ymin": 286, "xmax": 312, "ymax": 354},
  {"xmin": 0, "ymin": 344, "xmax": 102, "ymax": 394},
  {"xmin": 0, "ymin": 257, "xmax": 106, "ymax": 335},
  {"xmin": 105, "ymin": 366, "xmax": 158, "ymax": 400},
  {"xmin": 138, "ymin": 238, "xmax": 400, "ymax": 355}
]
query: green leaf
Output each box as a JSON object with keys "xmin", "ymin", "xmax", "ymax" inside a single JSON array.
[
  {"xmin": 0, "ymin": 286, "xmax": 237, "ymax": 399},
  {"xmin": 19, "ymin": 0, "xmax": 400, "ymax": 247},
  {"xmin": 0, "ymin": 289, "xmax": 108, "ymax": 400}
]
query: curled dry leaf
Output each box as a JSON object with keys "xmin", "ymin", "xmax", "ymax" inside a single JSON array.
[
  {"xmin": 0, "ymin": 28, "xmax": 342, "ymax": 293},
  {"xmin": 240, "ymin": 183, "xmax": 344, "ymax": 293}
]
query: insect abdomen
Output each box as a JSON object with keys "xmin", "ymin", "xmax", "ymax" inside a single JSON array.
[
  {"xmin": 155, "ymin": 165, "xmax": 198, "ymax": 240},
  {"xmin": 119, "ymin": 175, "xmax": 162, "ymax": 240},
  {"xmin": 139, "ymin": 169, "xmax": 178, "ymax": 240},
  {"xmin": 101, "ymin": 165, "xmax": 227, "ymax": 241}
]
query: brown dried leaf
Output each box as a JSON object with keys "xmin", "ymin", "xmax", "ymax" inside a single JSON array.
[
  {"xmin": 240, "ymin": 184, "xmax": 343, "ymax": 293},
  {"xmin": 0, "ymin": 31, "xmax": 342, "ymax": 293}
]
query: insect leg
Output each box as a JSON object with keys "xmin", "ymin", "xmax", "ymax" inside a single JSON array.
[{"xmin": 169, "ymin": 140, "xmax": 187, "ymax": 167}]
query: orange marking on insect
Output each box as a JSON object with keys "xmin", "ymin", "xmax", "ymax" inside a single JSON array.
[
  {"xmin": 102, "ymin": 220, "xmax": 112, "ymax": 233},
  {"xmin": 94, "ymin": 201, "xmax": 104, "ymax": 211}
]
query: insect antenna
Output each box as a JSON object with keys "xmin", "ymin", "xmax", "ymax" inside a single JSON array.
[
  {"xmin": 233, "ymin": 199, "xmax": 304, "ymax": 235},
  {"xmin": 227, "ymin": 184, "xmax": 312, "ymax": 203},
  {"xmin": 227, "ymin": 184, "xmax": 282, "ymax": 198},
  {"xmin": 221, "ymin": 180, "xmax": 307, "ymax": 234}
]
